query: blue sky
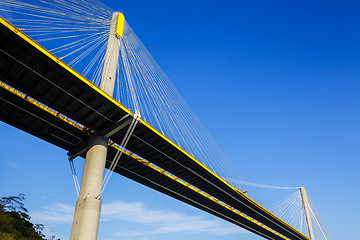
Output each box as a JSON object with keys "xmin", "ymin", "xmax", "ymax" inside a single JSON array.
[{"xmin": 1, "ymin": 0, "xmax": 359, "ymax": 240}]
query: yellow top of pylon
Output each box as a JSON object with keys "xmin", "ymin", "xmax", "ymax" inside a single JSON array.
[
  {"xmin": 115, "ymin": 12, "xmax": 125, "ymax": 38},
  {"xmin": 301, "ymin": 186, "xmax": 309, "ymax": 203}
]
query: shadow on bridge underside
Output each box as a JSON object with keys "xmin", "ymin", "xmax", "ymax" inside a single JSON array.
[{"xmin": 0, "ymin": 17, "xmax": 309, "ymax": 240}]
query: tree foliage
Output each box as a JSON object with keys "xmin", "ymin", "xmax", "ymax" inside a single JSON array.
[{"xmin": 0, "ymin": 194, "xmax": 60, "ymax": 240}]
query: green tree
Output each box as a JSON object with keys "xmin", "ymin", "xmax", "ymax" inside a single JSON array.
[
  {"xmin": 0, "ymin": 193, "xmax": 28, "ymax": 216},
  {"xmin": 0, "ymin": 194, "xmax": 60, "ymax": 240}
]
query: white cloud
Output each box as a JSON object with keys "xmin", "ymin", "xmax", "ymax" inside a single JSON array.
[
  {"xmin": 3, "ymin": 161, "xmax": 20, "ymax": 168},
  {"xmin": 30, "ymin": 200, "xmax": 246, "ymax": 237},
  {"xmin": 31, "ymin": 203, "xmax": 74, "ymax": 225},
  {"xmin": 101, "ymin": 200, "xmax": 246, "ymax": 236}
]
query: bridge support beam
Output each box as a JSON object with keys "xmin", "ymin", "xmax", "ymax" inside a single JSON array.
[
  {"xmin": 300, "ymin": 186, "xmax": 315, "ymax": 240},
  {"xmin": 70, "ymin": 11, "xmax": 124, "ymax": 240}
]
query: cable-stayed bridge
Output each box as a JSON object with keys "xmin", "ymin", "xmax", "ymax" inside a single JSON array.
[{"xmin": 0, "ymin": 0, "xmax": 331, "ymax": 240}]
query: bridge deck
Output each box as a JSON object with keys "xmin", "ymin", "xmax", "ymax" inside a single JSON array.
[{"xmin": 0, "ymin": 17, "xmax": 309, "ymax": 240}]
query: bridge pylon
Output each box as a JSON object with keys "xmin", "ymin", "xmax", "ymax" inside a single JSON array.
[
  {"xmin": 300, "ymin": 186, "xmax": 315, "ymax": 240},
  {"xmin": 70, "ymin": 12, "xmax": 124, "ymax": 240}
]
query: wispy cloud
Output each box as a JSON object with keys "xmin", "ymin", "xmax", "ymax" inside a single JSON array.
[
  {"xmin": 30, "ymin": 200, "xmax": 246, "ymax": 237},
  {"xmin": 31, "ymin": 203, "xmax": 74, "ymax": 224},
  {"xmin": 102, "ymin": 200, "xmax": 246, "ymax": 236},
  {"xmin": 4, "ymin": 161, "xmax": 20, "ymax": 168}
]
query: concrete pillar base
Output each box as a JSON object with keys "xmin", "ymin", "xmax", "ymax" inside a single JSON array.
[
  {"xmin": 70, "ymin": 134, "xmax": 108, "ymax": 240},
  {"xmin": 71, "ymin": 197, "xmax": 102, "ymax": 240}
]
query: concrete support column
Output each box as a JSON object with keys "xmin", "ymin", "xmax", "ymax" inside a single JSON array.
[
  {"xmin": 300, "ymin": 187, "xmax": 315, "ymax": 240},
  {"xmin": 69, "ymin": 11, "xmax": 124, "ymax": 239},
  {"xmin": 70, "ymin": 11, "xmax": 124, "ymax": 240},
  {"xmin": 100, "ymin": 12, "xmax": 120, "ymax": 97},
  {"xmin": 70, "ymin": 134, "xmax": 108, "ymax": 240}
]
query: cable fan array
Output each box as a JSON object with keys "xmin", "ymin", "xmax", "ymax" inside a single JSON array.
[
  {"xmin": 306, "ymin": 194, "xmax": 333, "ymax": 240},
  {"xmin": 268, "ymin": 189, "xmax": 333, "ymax": 240},
  {"xmin": 0, "ymin": 0, "xmax": 113, "ymax": 83},
  {"xmin": 269, "ymin": 190, "xmax": 309, "ymax": 234},
  {"xmin": 115, "ymin": 21, "xmax": 256, "ymax": 194}
]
